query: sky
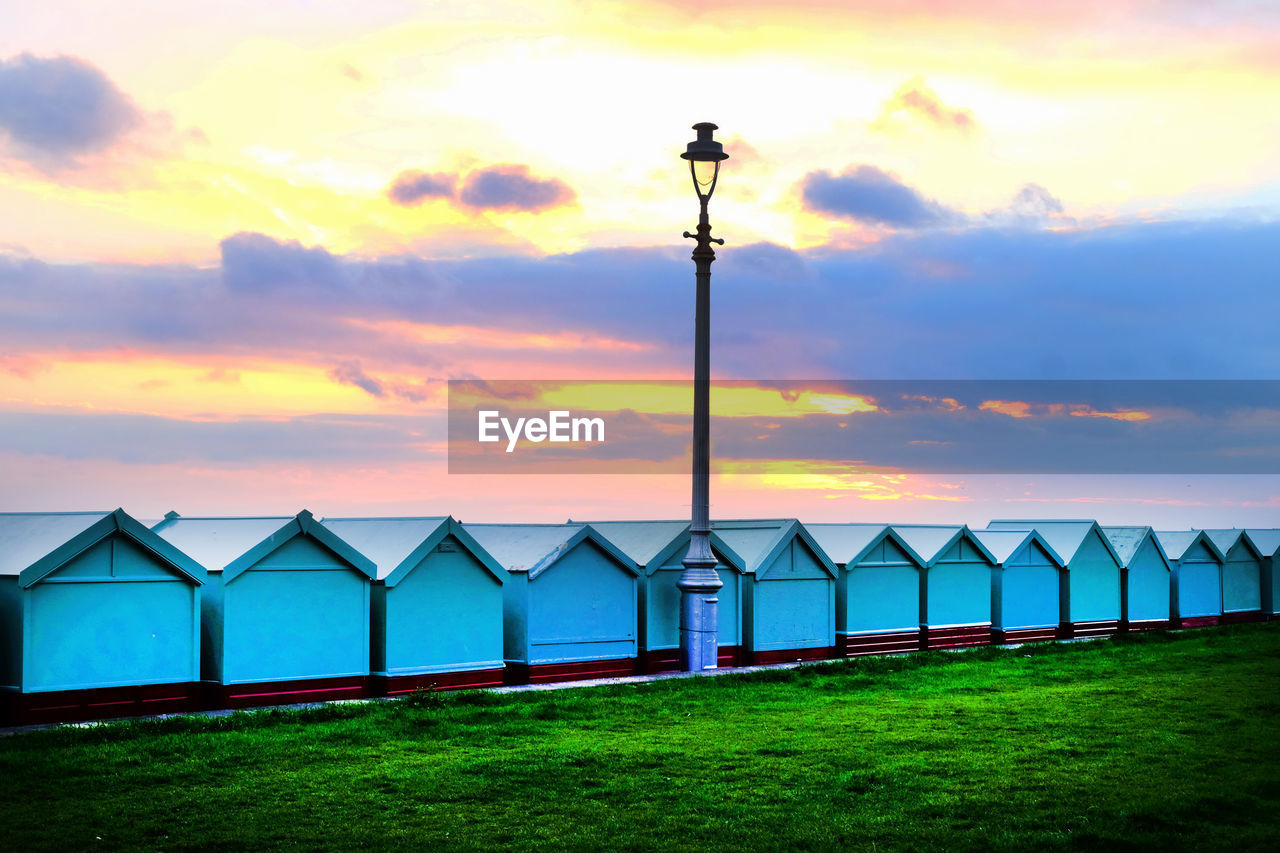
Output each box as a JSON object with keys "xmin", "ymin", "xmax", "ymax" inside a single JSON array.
[{"xmin": 2, "ymin": 0, "xmax": 1279, "ymax": 528}]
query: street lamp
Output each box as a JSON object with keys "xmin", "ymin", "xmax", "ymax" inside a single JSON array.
[{"xmin": 678, "ymin": 122, "xmax": 728, "ymax": 672}]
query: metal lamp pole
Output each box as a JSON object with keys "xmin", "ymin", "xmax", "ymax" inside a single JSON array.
[{"xmin": 678, "ymin": 122, "xmax": 728, "ymax": 672}]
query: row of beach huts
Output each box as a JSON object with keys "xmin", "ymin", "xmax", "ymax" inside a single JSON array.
[{"xmin": 1, "ymin": 510, "xmax": 1276, "ymax": 725}]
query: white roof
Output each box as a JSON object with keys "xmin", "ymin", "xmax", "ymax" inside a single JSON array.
[
  {"xmin": 971, "ymin": 529, "xmax": 1036, "ymax": 564},
  {"xmin": 805, "ymin": 524, "xmax": 892, "ymax": 565},
  {"xmin": 463, "ymin": 523, "xmax": 588, "ymax": 573},
  {"xmin": 1246, "ymin": 529, "xmax": 1280, "ymax": 557},
  {"xmin": 1100, "ymin": 526, "xmax": 1154, "ymax": 568},
  {"xmin": 318, "ymin": 517, "xmax": 449, "ymax": 581},
  {"xmin": 889, "ymin": 524, "xmax": 965, "ymax": 564},
  {"xmin": 575, "ymin": 520, "xmax": 689, "ymax": 567},
  {"xmin": 1201, "ymin": 529, "xmax": 1246, "ymax": 556},
  {"xmin": 710, "ymin": 519, "xmax": 792, "ymax": 568},
  {"xmin": 987, "ymin": 520, "xmax": 1099, "ymax": 563},
  {"xmin": 1153, "ymin": 530, "xmax": 1209, "ymax": 562},
  {"xmin": 152, "ymin": 516, "xmax": 292, "ymax": 571},
  {"xmin": 0, "ymin": 512, "xmax": 111, "ymax": 576}
]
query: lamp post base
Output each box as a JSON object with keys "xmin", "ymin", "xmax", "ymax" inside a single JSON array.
[{"xmin": 678, "ymin": 539, "xmax": 722, "ymax": 672}]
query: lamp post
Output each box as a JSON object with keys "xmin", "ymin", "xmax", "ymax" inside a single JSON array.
[{"xmin": 678, "ymin": 122, "xmax": 728, "ymax": 672}]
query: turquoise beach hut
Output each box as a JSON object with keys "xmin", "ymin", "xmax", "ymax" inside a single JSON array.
[
  {"xmin": 1203, "ymin": 530, "xmax": 1265, "ymax": 623},
  {"xmin": 987, "ymin": 520, "xmax": 1123, "ymax": 638},
  {"xmin": 1154, "ymin": 530, "xmax": 1226, "ymax": 628},
  {"xmin": 891, "ymin": 525, "xmax": 998, "ymax": 649},
  {"xmin": 1101, "ymin": 526, "xmax": 1173, "ymax": 632},
  {"xmin": 971, "ymin": 528, "xmax": 1066, "ymax": 645},
  {"xmin": 806, "ymin": 524, "xmax": 926, "ymax": 656},
  {"xmin": 462, "ymin": 523, "xmax": 639, "ymax": 684},
  {"xmin": 578, "ymin": 521, "xmax": 746, "ymax": 672},
  {"xmin": 152, "ymin": 511, "xmax": 375, "ymax": 708},
  {"xmin": 0, "ymin": 510, "xmax": 205, "ymax": 725},
  {"xmin": 318, "ymin": 516, "xmax": 506, "ymax": 693},
  {"xmin": 710, "ymin": 519, "xmax": 838, "ymax": 664},
  {"xmin": 1246, "ymin": 529, "xmax": 1280, "ymax": 619}
]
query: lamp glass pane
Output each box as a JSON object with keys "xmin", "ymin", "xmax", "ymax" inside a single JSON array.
[{"xmin": 693, "ymin": 159, "xmax": 718, "ymax": 193}]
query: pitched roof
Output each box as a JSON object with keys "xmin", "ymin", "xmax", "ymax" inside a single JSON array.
[
  {"xmin": 318, "ymin": 516, "xmax": 505, "ymax": 586},
  {"xmin": 887, "ymin": 524, "xmax": 997, "ymax": 567},
  {"xmin": 1100, "ymin": 526, "xmax": 1170, "ymax": 569},
  {"xmin": 1153, "ymin": 530, "xmax": 1226, "ymax": 563},
  {"xmin": 1202, "ymin": 529, "xmax": 1266, "ymax": 561},
  {"xmin": 151, "ymin": 510, "xmax": 375, "ymax": 581},
  {"xmin": 971, "ymin": 529, "xmax": 1065, "ymax": 567},
  {"xmin": 0, "ymin": 509, "xmax": 206, "ymax": 587},
  {"xmin": 571, "ymin": 520, "xmax": 691, "ymax": 567},
  {"xmin": 710, "ymin": 519, "xmax": 838, "ymax": 578},
  {"xmin": 805, "ymin": 523, "xmax": 925, "ymax": 567},
  {"xmin": 462, "ymin": 523, "xmax": 639, "ymax": 579},
  {"xmin": 986, "ymin": 519, "xmax": 1121, "ymax": 566},
  {"xmin": 572, "ymin": 520, "xmax": 746, "ymax": 574},
  {"xmin": 1245, "ymin": 529, "xmax": 1280, "ymax": 558}
]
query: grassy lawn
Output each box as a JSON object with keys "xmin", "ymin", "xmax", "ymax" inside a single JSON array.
[{"xmin": 3, "ymin": 625, "xmax": 1278, "ymax": 852}]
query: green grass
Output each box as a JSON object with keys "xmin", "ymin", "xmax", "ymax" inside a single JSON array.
[{"xmin": 3, "ymin": 625, "xmax": 1279, "ymax": 852}]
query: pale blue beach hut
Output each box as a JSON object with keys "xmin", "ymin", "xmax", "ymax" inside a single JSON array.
[
  {"xmin": 318, "ymin": 516, "xmax": 506, "ymax": 693},
  {"xmin": 0, "ymin": 510, "xmax": 205, "ymax": 725},
  {"xmin": 1154, "ymin": 530, "xmax": 1226, "ymax": 628},
  {"xmin": 1101, "ymin": 526, "xmax": 1173, "ymax": 632},
  {"xmin": 1245, "ymin": 529, "xmax": 1280, "ymax": 619},
  {"xmin": 892, "ymin": 525, "xmax": 998, "ymax": 649},
  {"xmin": 462, "ymin": 523, "xmax": 639, "ymax": 683},
  {"xmin": 1203, "ymin": 529, "xmax": 1265, "ymax": 623},
  {"xmin": 152, "ymin": 511, "xmax": 375, "ymax": 708},
  {"xmin": 706, "ymin": 520, "xmax": 837, "ymax": 664},
  {"xmin": 806, "ymin": 524, "xmax": 926, "ymax": 656},
  {"xmin": 971, "ymin": 528, "xmax": 1066, "ymax": 644},
  {"xmin": 987, "ymin": 520, "xmax": 1123, "ymax": 638},
  {"xmin": 578, "ymin": 521, "xmax": 746, "ymax": 672}
]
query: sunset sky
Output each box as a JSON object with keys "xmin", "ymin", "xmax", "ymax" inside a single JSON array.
[{"xmin": 2, "ymin": 0, "xmax": 1278, "ymax": 527}]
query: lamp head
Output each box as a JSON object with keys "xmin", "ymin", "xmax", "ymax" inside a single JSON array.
[{"xmin": 681, "ymin": 122, "xmax": 729, "ymax": 201}]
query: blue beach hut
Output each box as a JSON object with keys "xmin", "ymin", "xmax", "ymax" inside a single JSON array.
[
  {"xmin": 1245, "ymin": 529, "xmax": 1280, "ymax": 620},
  {"xmin": 1203, "ymin": 529, "xmax": 1265, "ymax": 624},
  {"xmin": 892, "ymin": 525, "xmax": 998, "ymax": 649},
  {"xmin": 0, "ymin": 510, "xmax": 205, "ymax": 725},
  {"xmin": 971, "ymin": 528, "xmax": 1066, "ymax": 645},
  {"xmin": 709, "ymin": 519, "xmax": 838, "ymax": 664},
  {"xmin": 152, "ymin": 510, "xmax": 375, "ymax": 708},
  {"xmin": 987, "ymin": 520, "xmax": 1124, "ymax": 638},
  {"xmin": 1154, "ymin": 530, "xmax": 1226, "ymax": 628},
  {"xmin": 806, "ymin": 524, "xmax": 926, "ymax": 656},
  {"xmin": 318, "ymin": 516, "xmax": 506, "ymax": 693},
  {"xmin": 462, "ymin": 523, "xmax": 639, "ymax": 684},
  {"xmin": 579, "ymin": 521, "xmax": 746, "ymax": 672},
  {"xmin": 1101, "ymin": 526, "xmax": 1173, "ymax": 632}
]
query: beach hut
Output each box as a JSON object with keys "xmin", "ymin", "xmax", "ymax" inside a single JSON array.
[
  {"xmin": 890, "ymin": 525, "xmax": 998, "ymax": 649},
  {"xmin": 971, "ymin": 528, "xmax": 1066, "ymax": 645},
  {"xmin": 987, "ymin": 520, "xmax": 1123, "ymax": 638},
  {"xmin": 1246, "ymin": 529, "xmax": 1280, "ymax": 619},
  {"xmin": 1202, "ymin": 529, "xmax": 1265, "ymax": 624},
  {"xmin": 318, "ymin": 516, "xmax": 506, "ymax": 693},
  {"xmin": 151, "ymin": 510, "xmax": 375, "ymax": 708},
  {"xmin": 462, "ymin": 523, "xmax": 639, "ymax": 684},
  {"xmin": 1101, "ymin": 527, "xmax": 1173, "ymax": 632},
  {"xmin": 0, "ymin": 510, "xmax": 205, "ymax": 725},
  {"xmin": 1154, "ymin": 530, "xmax": 1226, "ymax": 628},
  {"xmin": 578, "ymin": 521, "xmax": 746, "ymax": 672},
  {"xmin": 709, "ymin": 519, "xmax": 838, "ymax": 664},
  {"xmin": 806, "ymin": 524, "xmax": 926, "ymax": 656}
]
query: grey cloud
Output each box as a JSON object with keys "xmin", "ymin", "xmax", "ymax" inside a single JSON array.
[
  {"xmin": 0, "ymin": 53, "xmax": 143, "ymax": 170},
  {"xmin": 387, "ymin": 169, "xmax": 456, "ymax": 206},
  {"xmin": 799, "ymin": 165, "xmax": 961, "ymax": 228},
  {"xmin": 457, "ymin": 164, "xmax": 576, "ymax": 212}
]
